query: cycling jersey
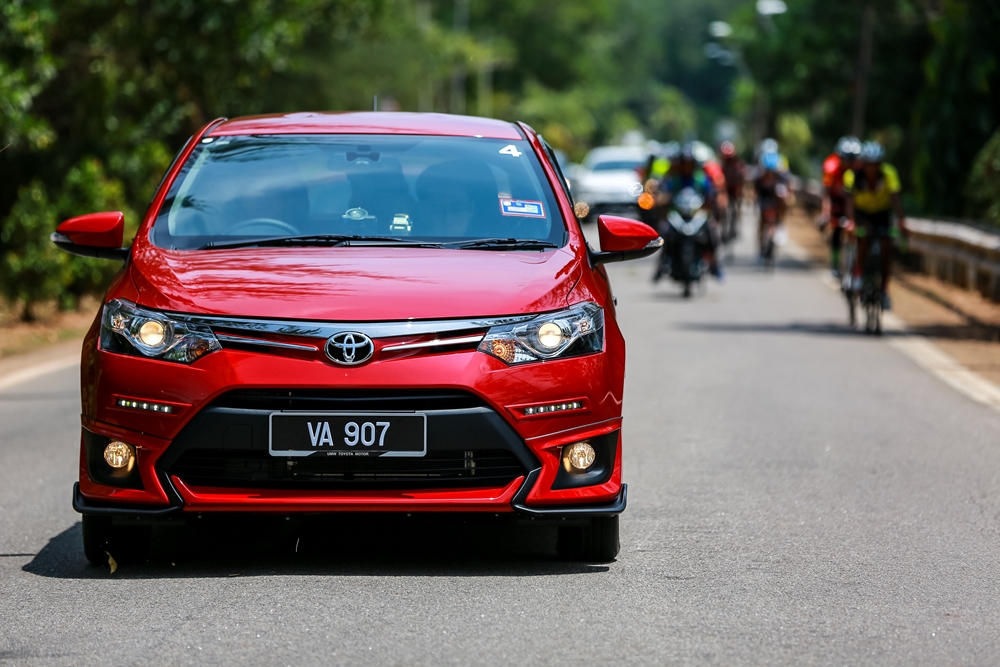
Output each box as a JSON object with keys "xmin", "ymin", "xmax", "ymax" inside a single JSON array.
[
  {"xmin": 722, "ymin": 157, "xmax": 745, "ymax": 197},
  {"xmin": 703, "ymin": 161, "xmax": 727, "ymax": 191},
  {"xmin": 650, "ymin": 157, "xmax": 670, "ymax": 180},
  {"xmin": 754, "ymin": 170, "xmax": 787, "ymax": 204},
  {"xmin": 844, "ymin": 163, "xmax": 901, "ymax": 215},
  {"xmin": 822, "ymin": 154, "xmax": 849, "ymax": 217}
]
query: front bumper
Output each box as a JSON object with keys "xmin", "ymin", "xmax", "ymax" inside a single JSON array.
[{"xmin": 77, "ymin": 320, "xmax": 627, "ymax": 517}]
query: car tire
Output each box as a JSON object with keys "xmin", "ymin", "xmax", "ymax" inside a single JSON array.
[
  {"xmin": 82, "ymin": 515, "xmax": 152, "ymax": 566},
  {"xmin": 556, "ymin": 515, "xmax": 620, "ymax": 562}
]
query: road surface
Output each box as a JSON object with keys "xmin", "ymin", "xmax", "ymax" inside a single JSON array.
[{"xmin": 2, "ymin": 229, "xmax": 1000, "ymax": 666}]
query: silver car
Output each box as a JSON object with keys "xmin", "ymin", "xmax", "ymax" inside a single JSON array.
[{"xmin": 570, "ymin": 146, "xmax": 647, "ymax": 222}]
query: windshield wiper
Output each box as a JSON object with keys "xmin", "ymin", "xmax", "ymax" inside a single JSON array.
[
  {"xmin": 448, "ymin": 238, "xmax": 560, "ymax": 250},
  {"xmin": 198, "ymin": 235, "xmax": 442, "ymax": 250}
]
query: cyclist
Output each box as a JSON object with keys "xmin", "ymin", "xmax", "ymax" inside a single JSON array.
[
  {"xmin": 753, "ymin": 150, "xmax": 788, "ymax": 260},
  {"xmin": 638, "ymin": 149, "xmax": 670, "ymax": 228},
  {"xmin": 844, "ymin": 141, "xmax": 908, "ymax": 310},
  {"xmin": 820, "ymin": 136, "xmax": 861, "ymax": 277},
  {"xmin": 719, "ymin": 141, "xmax": 746, "ymax": 243},
  {"xmin": 658, "ymin": 143, "xmax": 722, "ymax": 278}
]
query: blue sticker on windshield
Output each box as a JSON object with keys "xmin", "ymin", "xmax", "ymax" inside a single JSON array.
[{"xmin": 499, "ymin": 198, "xmax": 546, "ymax": 218}]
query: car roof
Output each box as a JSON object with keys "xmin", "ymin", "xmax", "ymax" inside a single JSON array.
[{"xmin": 209, "ymin": 112, "xmax": 525, "ymax": 140}]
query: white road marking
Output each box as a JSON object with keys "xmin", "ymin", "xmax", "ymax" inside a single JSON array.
[
  {"xmin": 0, "ymin": 354, "xmax": 79, "ymax": 392},
  {"xmin": 801, "ymin": 239, "xmax": 1000, "ymax": 414}
]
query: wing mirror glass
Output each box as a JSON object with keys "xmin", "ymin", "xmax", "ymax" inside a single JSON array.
[
  {"xmin": 51, "ymin": 212, "xmax": 129, "ymax": 261},
  {"xmin": 590, "ymin": 215, "xmax": 663, "ymax": 265}
]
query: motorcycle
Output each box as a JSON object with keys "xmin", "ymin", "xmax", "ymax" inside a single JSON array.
[{"xmin": 655, "ymin": 188, "xmax": 712, "ymax": 298}]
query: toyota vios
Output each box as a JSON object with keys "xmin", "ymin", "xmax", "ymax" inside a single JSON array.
[{"xmin": 52, "ymin": 112, "xmax": 661, "ymax": 563}]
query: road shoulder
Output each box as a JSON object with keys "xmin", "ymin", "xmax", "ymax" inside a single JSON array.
[{"xmin": 784, "ymin": 206, "xmax": 1000, "ymax": 411}]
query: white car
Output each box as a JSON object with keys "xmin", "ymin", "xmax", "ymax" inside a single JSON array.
[{"xmin": 570, "ymin": 146, "xmax": 647, "ymax": 222}]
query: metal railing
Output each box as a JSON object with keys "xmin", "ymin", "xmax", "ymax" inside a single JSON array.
[{"xmin": 906, "ymin": 218, "xmax": 1000, "ymax": 302}]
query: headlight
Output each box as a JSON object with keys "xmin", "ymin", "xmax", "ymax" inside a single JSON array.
[
  {"xmin": 101, "ymin": 299, "xmax": 221, "ymax": 364},
  {"xmin": 478, "ymin": 303, "xmax": 604, "ymax": 365}
]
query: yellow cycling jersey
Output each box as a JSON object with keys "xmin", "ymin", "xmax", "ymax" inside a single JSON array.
[{"xmin": 843, "ymin": 163, "xmax": 901, "ymax": 214}]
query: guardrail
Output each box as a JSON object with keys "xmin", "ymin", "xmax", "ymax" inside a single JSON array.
[{"xmin": 906, "ymin": 218, "xmax": 1000, "ymax": 303}]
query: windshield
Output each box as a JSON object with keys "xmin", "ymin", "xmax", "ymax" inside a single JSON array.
[
  {"xmin": 590, "ymin": 160, "xmax": 643, "ymax": 172},
  {"xmin": 151, "ymin": 134, "xmax": 565, "ymax": 250}
]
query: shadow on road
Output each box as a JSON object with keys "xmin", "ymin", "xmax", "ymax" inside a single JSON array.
[
  {"xmin": 23, "ymin": 515, "xmax": 611, "ymax": 580},
  {"xmin": 676, "ymin": 321, "xmax": 900, "ymax": 338},
  {"xmin": 0, "ymin": 390, "xmax": 79, "ymax": 402}
]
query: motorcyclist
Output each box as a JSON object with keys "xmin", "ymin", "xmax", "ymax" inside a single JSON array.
[
  {"xmin": 656, "ymin": 143, "xmax": 722, "ymax": 279},
  {"xmin": 753, "ymin": 150, "xmax": 788, "ymax": 259},
  {"xmin": 820, "ymin": 136, "xmax": 862, "ymax": 277},
  {"xmin": 719, "ymin": 141, "xmax": 745, "ymax": 242},
  {"xmin": 844, "ymin": 140, "xmax": 907, "ymax": 310}
]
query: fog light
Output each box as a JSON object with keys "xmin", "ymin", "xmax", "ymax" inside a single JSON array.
[
  {"xmin": 104, "ymin": 441, "xmax": 135, "ymax": 470},
  {"xmin": 562, "ymin": 441, "xmax": 596, "ymax": 473}
]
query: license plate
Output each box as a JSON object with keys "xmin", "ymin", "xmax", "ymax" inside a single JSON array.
[{"xmin": 268, "ymin": 412, "xmax": 427, "ymax": 458}]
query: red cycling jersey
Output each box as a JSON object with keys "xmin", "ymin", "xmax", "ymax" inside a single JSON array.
[{"xmin": 822, "ymin": 154, "xmax": 849, "ymax": 217}]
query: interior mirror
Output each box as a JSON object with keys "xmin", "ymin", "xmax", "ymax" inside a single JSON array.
[
  {"xmin": 590, "ymin": 215, "xmax": 662, "ymax": 265},
  {"xmin": 51, "ymin": 211, "xmax": 129, "ymax": 261}
]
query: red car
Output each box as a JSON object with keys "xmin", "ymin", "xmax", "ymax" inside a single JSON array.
[{"xmin": 52, "ymin": 112, "xmax": 661, "ymax": 563}]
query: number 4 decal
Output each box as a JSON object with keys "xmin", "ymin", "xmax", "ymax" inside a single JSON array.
[{"xmin": 499, "ymin": 145, "xmax": 523, "ymax": 157}]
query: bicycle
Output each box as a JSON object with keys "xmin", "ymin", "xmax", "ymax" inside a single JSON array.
[
  {"xmin": 721, "ymin": 193, "xmax": 741, "ymax": 250},
  {"xmin": 843, "ymin": 224, "xmax": 887, "ymax": 335},
  {"xmin": 759, "ymin": 202, "xmax": 779, "ymax": 271}
]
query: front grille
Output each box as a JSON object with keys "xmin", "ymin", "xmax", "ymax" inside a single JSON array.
[
  {"xmin": 159, "ymin": 389, "xmax": 537, "ymax": 493},
  {"xmin": 214, "ymin": 388, "xmax": 484, "ymax": 412},
  {"xmin": 169, "ymin": 449, "xmax": 526, "ymax": 490}
]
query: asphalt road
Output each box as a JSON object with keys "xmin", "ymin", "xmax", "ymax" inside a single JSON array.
[{"xmin": 3, "ymin": 228, "xmax": 1000, "ymax": 666}]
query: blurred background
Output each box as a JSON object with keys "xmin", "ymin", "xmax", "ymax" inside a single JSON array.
[{"xmin": 1, "ymin": 0, "xmax": 998, "ymax": 327}]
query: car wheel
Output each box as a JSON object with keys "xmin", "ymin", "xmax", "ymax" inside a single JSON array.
[
  {"xmin": 556, "ymin": 515, "xmax": 620, "ymax": 562},
  {"xmin": 82, "ymin": 515, "xmax": 152, "ymax": 566}
]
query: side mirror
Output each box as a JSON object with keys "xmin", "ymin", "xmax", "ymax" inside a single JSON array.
[
  {"xmin": 590, "ymin": 215, "xmax": 663, "ymax": 265},
  {"xmin": 51, "ymin": 212, "xmax": 129, "ymax": 261}
]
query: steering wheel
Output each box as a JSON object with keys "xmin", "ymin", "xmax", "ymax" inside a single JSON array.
[{"xmin": 227, "ymin": 218, "xmax": 300, "ymax": 236}]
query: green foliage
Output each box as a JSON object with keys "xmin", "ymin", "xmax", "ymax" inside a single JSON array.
[
  {"xmin": 0, "ymin": 182, "xmax": 61, "ymax": 321},
  {"xmin": 966, "ymin": 129, "xmax": 1000, "ymax": 227},
  {"xmin": 0, "ymin": 0, "xmax": 57, "ymax": 151},
  {"xmin": 727, "ymin": 0, "xmax": 999, "ymax": 218},
  {"xmin": 776, "ymin": 112, "xmax": 812, "ymax": 177},
  {"xmin": 911, "ymin": 0, "xmax": 1000, "ymax": 217},
  {"xmin": 649, "ymin": 87, "xmax": 698, "ymax": 142}
]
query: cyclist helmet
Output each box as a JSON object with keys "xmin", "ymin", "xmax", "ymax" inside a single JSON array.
[
  {"xmin": 679, "ymin": 142, "xmax": 697, "ymax": 162},
  {"xmin": 835, "ymin": 135, "xmax": 862, "ymax": 160},
  {"xmin": 860, "ymin": 140, "xmax": 885, "ymax": 163},
  {"xmin": 720, "ymin": 141, "xmax": 737, "ymax": 158},
  {"xmin": 760, "ymin": 151, "xmax": 780, "ymax": 171},
  {"xmin": 760, "ymin": 137, "xmax": 779, "ymax": 154},
  {"xmin": 663, "ymin": 141, "xmax": 681, "ymax": 161}
]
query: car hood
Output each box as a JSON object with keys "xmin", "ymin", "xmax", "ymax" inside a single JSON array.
[{"xmin": 129, "ymin": 244, "xmax": 582, "ymax": 321}]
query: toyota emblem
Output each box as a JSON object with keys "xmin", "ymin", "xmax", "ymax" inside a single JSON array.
[{"xmin": 325, "ymin": 332, "xmax": 374, "ymax": 365}]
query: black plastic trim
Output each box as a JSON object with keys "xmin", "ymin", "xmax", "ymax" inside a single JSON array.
[
  {"xmin": 51, "ymin": 232, "xmax": 129, "ymax": 261},
  {"xmin": 511, "ymin": 468, "xmax": 627, "ymax": 517},
  {"xmin": 73, "ymin": 482, "xmax": 182, "ymax": 517},
  {"xmin": 589, "ymin": 241, "xmax": 663, "ymax": 266}
]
